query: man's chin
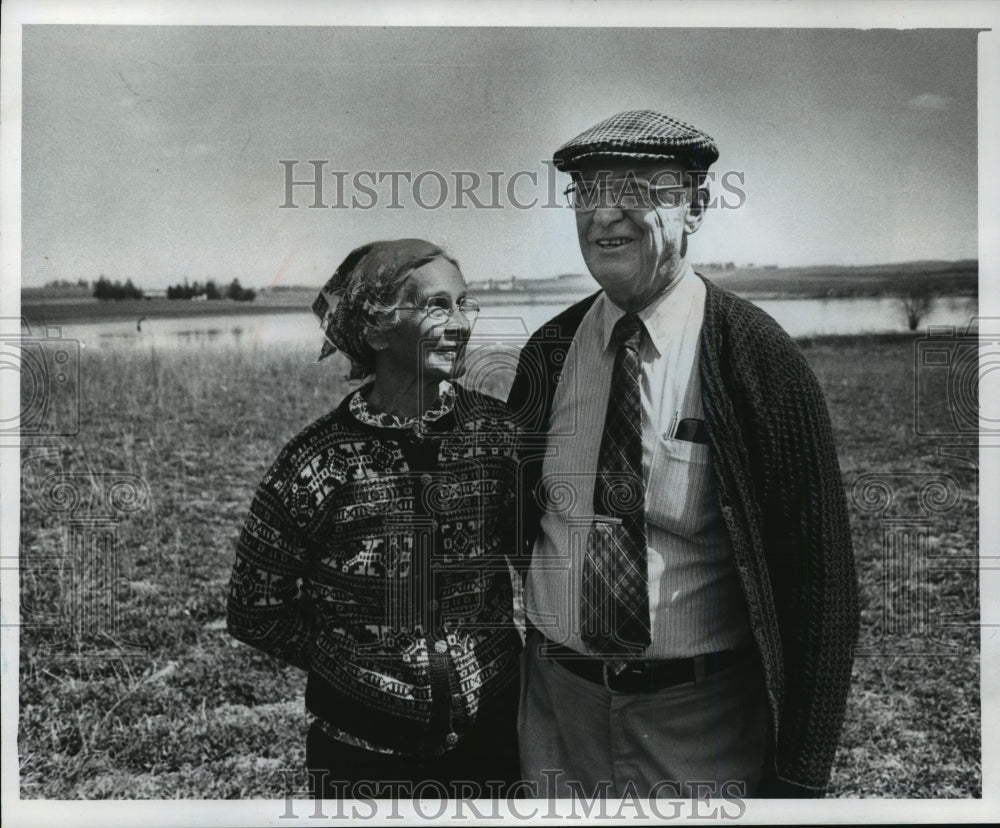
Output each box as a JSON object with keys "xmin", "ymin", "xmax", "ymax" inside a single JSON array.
[
  {"xmin": 587, "ymin": 260, "xmax": 642, "ymax": 288},
  {"xmin": 589, "ymin": 273, "xmax": 650, "ymax": 308}
]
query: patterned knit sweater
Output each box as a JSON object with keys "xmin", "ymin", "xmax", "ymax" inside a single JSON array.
[
  {"xmin": 227, "ymin": 384, "xmax": 522, "ymax": 755},
  {"xmin": 507, "ymin": 277, "xmax": 860, "ymax": 796}
]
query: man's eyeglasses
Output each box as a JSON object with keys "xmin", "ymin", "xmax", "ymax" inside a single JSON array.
[
  {"xmin": 396, "ymin": 297, "xmax": 481, "ymax": 323},
  {"xmin": 563, "ymin": 177, "xmax": 690, "ymax": 212}
]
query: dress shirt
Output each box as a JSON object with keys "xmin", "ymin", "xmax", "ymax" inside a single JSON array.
[{"xmin": 525, "ymin": 264, "xmax": 753, "ymax": 657}]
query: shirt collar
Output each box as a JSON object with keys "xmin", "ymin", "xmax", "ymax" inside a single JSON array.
[
  {"xmin": 349, "ymin": 380, "xmax": 456, "ymax": 430},
  {"xmin": 597, "ymin": 261, "xmax": 698, "ymax": 358}
]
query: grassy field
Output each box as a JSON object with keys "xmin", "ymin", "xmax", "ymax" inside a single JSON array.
[{"xmin": 17, "ymin": 334, "xmax": 979, "ymax": 799}]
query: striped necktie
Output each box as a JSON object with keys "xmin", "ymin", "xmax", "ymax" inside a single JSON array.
[{"xmin": 580, "ymin": 312, "xmax": 651, "ymax": 668}]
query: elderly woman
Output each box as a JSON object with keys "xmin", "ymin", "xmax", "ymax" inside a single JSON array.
[{"xmin": 227, "ymin": 239, "xmax": 522, "ymax": 797}]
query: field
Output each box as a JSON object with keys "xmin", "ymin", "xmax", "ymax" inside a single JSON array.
[{"xmin": 16, "ymin": 333, "xmax": 980, "ymax": 799}]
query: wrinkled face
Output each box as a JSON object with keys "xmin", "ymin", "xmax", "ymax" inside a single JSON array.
[
  {"xmin": 372, "ymin": 257, "xmax": 472, "ymax": 384},
  {"xmin": 572, "ymin": 159, "xmax": 704, "ymax": 312}
]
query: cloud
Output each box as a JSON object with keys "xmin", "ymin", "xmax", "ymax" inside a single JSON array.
[{"xmin": 907, "ymin": 93, "xmax": 951, "ymax": 111}]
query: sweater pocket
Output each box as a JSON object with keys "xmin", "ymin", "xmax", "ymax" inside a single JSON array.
[{"xmin": 645, "ymin": 435, "xmax": 712, "ymax": 537}]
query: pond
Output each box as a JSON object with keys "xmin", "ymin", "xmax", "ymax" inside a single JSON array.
[{"xmin": 49, "ymin": 294, "xmax": 979, "ymax": 353}]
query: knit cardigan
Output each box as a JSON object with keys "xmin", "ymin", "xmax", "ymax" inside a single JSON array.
[
  {"xmin": 507, "ymin": 277, "xmax": 860, "ymax": 796},
  {"xmin": 227, "ymin": 385, "xmax": 522, "ymax": 755}
]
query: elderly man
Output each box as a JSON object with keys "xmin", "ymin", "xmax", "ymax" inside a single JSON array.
[{"xmin": 508, "ymin": 110, "xmax": 859, "ymax": 799}]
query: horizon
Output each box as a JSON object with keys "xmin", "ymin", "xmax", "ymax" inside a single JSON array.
[{"xmin": 22, "ymin": 256, "xmax": 981, "ymax": 295}]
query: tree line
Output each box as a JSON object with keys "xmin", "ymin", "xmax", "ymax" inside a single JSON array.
[
  {"xmin": 93, "ymin": 276, "xmax": 144, "ymax": 300},
  {"xmin": 91, "ymin": 277, "xmax": 255, "ymax": 301},
  {"xmin": 165, "ymin": 279, "xmax": 256, "ymax": 301}
]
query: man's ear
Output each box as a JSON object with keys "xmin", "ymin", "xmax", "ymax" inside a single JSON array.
[{"xmin": 683, "ymin": 187, "xmax": 708, "ymax": 235}]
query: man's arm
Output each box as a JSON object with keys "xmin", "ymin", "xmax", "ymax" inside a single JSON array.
[{"xmin": 758, "ymin": 365, "xmax": 860, "ymax": 796}]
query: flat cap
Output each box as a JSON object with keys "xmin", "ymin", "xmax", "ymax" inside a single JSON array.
[{"xmin": 553, "ymin": 110, "xmax": 719, "ymax": 171}]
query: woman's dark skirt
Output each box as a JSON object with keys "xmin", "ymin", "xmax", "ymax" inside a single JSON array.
[{"xmin": 306, "ymin": 678, "xmax": 520, "ymax": 800}]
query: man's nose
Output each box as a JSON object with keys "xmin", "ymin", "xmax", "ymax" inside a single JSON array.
[{"xmin": 590, "ymin": 206, "xmax": 626, "ymax": 226}]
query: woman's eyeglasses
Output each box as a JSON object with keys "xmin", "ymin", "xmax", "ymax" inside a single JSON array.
[
  {"xmin": 563, "ymin": 177, "xmax": 690, "ymax": 212},
  {"xmin": 396, "ymin": 297, "xmax": 481, "ymax": 323}
]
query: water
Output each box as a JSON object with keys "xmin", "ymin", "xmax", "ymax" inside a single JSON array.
[{"xmin": 55, "ymin": 294, "xmax": 978, "ymax": 353}]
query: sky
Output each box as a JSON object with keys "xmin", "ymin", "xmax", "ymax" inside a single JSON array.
[{"xmin": 18, "ymin": 24, "xmax": 982, "ymax": 290}]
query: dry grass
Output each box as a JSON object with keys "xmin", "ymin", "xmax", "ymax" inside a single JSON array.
[{"xmin": 17, "ymin": 334, "xmax": 979, "ymax": 798}]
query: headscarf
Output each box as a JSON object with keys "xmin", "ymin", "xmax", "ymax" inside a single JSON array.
[{"xmin": 311, "ymin": 238, "xmax": 458, "ymax": 379}]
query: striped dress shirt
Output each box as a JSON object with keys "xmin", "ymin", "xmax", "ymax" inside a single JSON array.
[{"xmin": 525, "ymin": 265, "xmax": 753, "ymax": 657}]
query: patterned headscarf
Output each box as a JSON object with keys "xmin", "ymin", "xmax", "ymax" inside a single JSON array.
[{"xmin": 312, "ymin": 238, "xmax": 458, "ymax": 379}]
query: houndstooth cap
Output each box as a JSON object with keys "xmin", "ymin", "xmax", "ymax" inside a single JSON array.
[{"xmin": 553, "ymin": 110, "xmax": 719, "ymax": 172}]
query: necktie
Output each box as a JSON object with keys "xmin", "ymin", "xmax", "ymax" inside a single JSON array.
[{"xmin": 580, "ymin": 312, "xmax": 651, "ymax": 667}]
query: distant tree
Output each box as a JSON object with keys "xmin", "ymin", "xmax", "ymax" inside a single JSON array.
[
  {"xmin": 166, "ymin": 278, "xmax": 211, "ymax": 299},
  {"xmin": 226, "ymin": 278, "xmax": 256, "ymax": 302},
  {"xmin": 168, "ymin": 281, "xmax": 191, "ymax": 299},
  {"xmin": 122, "ymin": 279, "xmax": 144, "ymax": 300},
  {"xmin": 93, "ymin": 276, "xmax": 143, "ymax": 300},
  {"xmin": 93, "ymin": 276, "xmax": 112, "ymax": 299},
  {"xmin": 900, "ymin": 284, "xmax": 937, "ymax": 332}
]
